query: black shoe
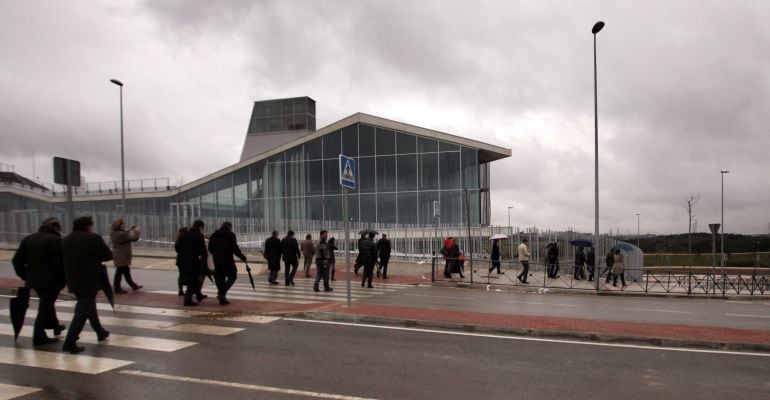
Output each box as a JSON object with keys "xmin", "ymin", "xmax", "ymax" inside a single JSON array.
[
  {"xmin": 361, "ymin": 282, "xmax": 365, "ymax": 287},
  {"xmin": 313, "ymin": 286, "xmax": 320, "ymax": 292},
  {"xmin": 383, "ymin": 276, "xmax": 389, "ymax": 279},
  {"xmin": 498, "ymin": 271, "xmax": 504, "ymax": 275},
  {"xmin": 218, "ymin": 296, "xmax": 230, "ymax": 305},
  {"xmin": 53, "ymin": 324, "xmax": 66, "ymax": 336},
  {"xmin": 97, "ymin": 331, "xmax": 110, "ymax": 341},
  {"xmin": 324, "ymin": 287, "xmax": 333, "ymax": 292},
  {"xmin": 131, "ymin": 284, "xmax": 143, "ymax": 291},
  {"xmin": 270, "ymin": 281, "xmax": 279, "ymax": 285},
  {"xmin": 184, "ymin": 301, "xmax": 198, "ymax": 306},
  {"xmin": 376, "ymin": 270, "xmax": 380, "ymax": 278},
  {"xmin": 62, "ymin": 344, "xmax": 85, "ymax": 354},
  {"xmin": 114, "ymin": 288, "xmax": 128, "ymax": 294},
  {"xmin": 290, "ymin": 281, "xmax": 296, "ymax": 286},
  {"xmin": 368, "ymin": 284, "xmax": 374, "ymax": 288},
  {"xmin": 33, "ymin": 337, "xmax": 59, "ymax": 346},
  {"xmin": 196, "ymin": 294, "xmax": 208, "ymax": 301},
  {"xmin": 331, "ymin": 278, "xmax": 337, "ymax": 281}
]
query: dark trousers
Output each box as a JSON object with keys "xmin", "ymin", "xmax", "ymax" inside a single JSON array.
[
  {"xmin": 63, "ymin": 291, "xmax": 106, "ymax": 346},
  {"xmin": 314, "ymin": 261, "xmax": 330, "ymax": 289},
  {"xmin": 547, "ymin": 262, "xmax": 560, "ymax": 278},
  {"xmin": 613, "ymin": 272, "xmax": 627, "ymax": 286},
  {"xmin": 362, "ymin": 262, "xmax": 375, "ymax": 287},
  {"xmin": 604, "ymin": 267, "xmax": 613, "ymax": 283},
  {"xmin": 303, "ymin": 258, "xmax": 313, "ymax": 277},
  {"xmin": 443, "ymin": 259, "xmax": 451, "ymax": 278},
  {"xmin": 214, "ymin": 266, "xmax": 237, "ymax": 298},
  {"xmin": 33, "ymin": 288, "xmax": 61, "ymax": 340},
  {"xmin": 573, "ymin": 264, "xmax": 586, "ymax": 280},
  {"xmin": 587, "ymin": 265, "xmax": 595, "ymax": 281},
  {"xmin": 284, "ymin": 260, "xmax": 298, "ymax": 285},
  {"xmin": 489, "ymin": 260, "xmax": 501, "ymax": 273},
  {"xmin": 183, "ymin": 274, "xmax": 205, "ymax": 304},
  {"xmin": 114, "ymin": 265, "xmax": 139, "ymax": 290},
  {"xmin": 517, "ymin": 261, "xmax": 530, "ymax": 282},
  {"xmin": 378, "ymin": 256, "xmax": 390, "ymax": 277}
]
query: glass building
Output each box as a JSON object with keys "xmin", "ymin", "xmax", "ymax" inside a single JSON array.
[{"xmin": 0, "ymin": 97, "xmax": 510, "ymax": 231}]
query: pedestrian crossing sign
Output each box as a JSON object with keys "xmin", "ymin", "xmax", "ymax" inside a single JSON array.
[{"xmin": 339, "ymin": 154, "xmax": 356, "ymax": 189}]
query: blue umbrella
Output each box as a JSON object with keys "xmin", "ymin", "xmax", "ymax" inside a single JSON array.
[
  {"xmin": 612, "ymin": 243, "xmax": 635, "ymax": 251},
  {"xmin": 570, "ymin": 239, "xmax": 593, "ymax": 247}
]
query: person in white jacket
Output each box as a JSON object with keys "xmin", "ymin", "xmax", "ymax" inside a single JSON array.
[{"xmin": 517, "ymin": 238, "xmax": 530, "ymax": 284}]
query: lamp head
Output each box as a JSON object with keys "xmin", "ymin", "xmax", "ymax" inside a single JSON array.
[
  {"xmin": 110, "ymin": 79, "xmax": 124, "ymax": 87},
  {"xmin": 721, "ymin": 170, "xmax": 730, "ymax": 174},
  {"xmin": 592, "ymin": 21, "xmax": 605, "ymax": 34}
]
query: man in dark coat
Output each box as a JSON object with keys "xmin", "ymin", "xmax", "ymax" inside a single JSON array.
[
  {"xmin": 177, "ymin": 220, "xmax": 209, "ymax": 306},
  {"xmin": 376, "ymin": 234, "xmax": 392, "ymax": 279},
  {"xmin": 264, "ymin": 230, "xmax": 282, "ymax": 284},
  {"xmin": 12, "ymin": 218, "xmax": 66, "ymax": 345},
  {"xmin": 586, "ymin": 247, "xmax": 596, "ymax": 282},
  {"xmin": 281, "ymin": 230, "xmax": 301, "ymax": 286},
  {"xmin": 488, "ymin": 239, "xmax": 502, "ymax": 274},
  {"xmin": 313, "ymin": 230, "xmax": 333, "ymax": 292},
  {"xmin": 61, "ymin": 216, "xmax": 113, "ymax": 353},
  {"xmin": 208, "ymin": 221, "xmax": 246, "ymax": 305},
  {"xmin": 360, "ymin": 232, "xmax": 378, "ymax": 288},
  {"xmin": 354, "ymin": 233, "xmax": 366, "ymax": 275},
  {"xmin": 574, "ymin": 247, "xmax": 587, "ymax": 280}
]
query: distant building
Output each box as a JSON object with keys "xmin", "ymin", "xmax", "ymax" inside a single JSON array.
[{"xmin": 0, "ymin": 97, "xmax": 511, "ymax": 230}]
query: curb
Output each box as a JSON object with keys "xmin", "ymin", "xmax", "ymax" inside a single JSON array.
[{"xmin": 276, "ymin": 310, "xmax": 770, "ymax": 354}]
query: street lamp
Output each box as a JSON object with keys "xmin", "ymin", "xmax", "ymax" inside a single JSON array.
[
  {"xmin": 721, "ymin": 170, "xmax": 729, "ymax": 271},
  {"xmin": 110, "ymin": 79, "xmax": 126, "ymax": 215},
  {"xmin": 507, "ymin": 206, "xmax": 514, "ymax": 227},
  {"xmin": 636, "ymin": 213, "xmax": 640, "ymax": 248},
  {"xmin": 592, "ymin": 20, "xmax": 605, "ymax": 290}
]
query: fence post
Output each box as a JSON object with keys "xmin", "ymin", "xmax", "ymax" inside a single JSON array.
[{"xmin": 431, "ymin": 251, "xmax": 436, "ymax": 283}]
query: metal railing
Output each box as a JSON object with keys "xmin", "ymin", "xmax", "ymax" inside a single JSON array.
[
  {"xmin": 1, "ymin": 178, "xmax": 175, "ymax": 197},
  {"xmin": 430, "ymin": 257, "xmax": 770, "ymax": 296}
]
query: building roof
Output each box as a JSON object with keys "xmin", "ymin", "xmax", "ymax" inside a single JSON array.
[{"xmin": 181, "ymin": 112, "xmax": 512, "ymax": 192}]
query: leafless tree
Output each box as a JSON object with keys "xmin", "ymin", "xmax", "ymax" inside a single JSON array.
[{"xmin": 686, "ymin": 194, "xmax": 700, "ymax": 254}]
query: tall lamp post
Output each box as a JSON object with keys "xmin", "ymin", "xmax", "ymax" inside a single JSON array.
[
  {"xmin": 507, "ymin": 206, "xmax": 514, "ymax": 227},
  {"xmin": 636, "ymin": 213, "xmax": 640, "ymax": 248},
  {"xmin": 110, "ymin": 79, "xmax": 126, "ymax": 215},
  {"xmin": 720, "ymin": 170, "xmax": 729, "ymax": 272},
  {"xmin": 592, "ymin": 20, "xmax": 605, "ymax": 290}
]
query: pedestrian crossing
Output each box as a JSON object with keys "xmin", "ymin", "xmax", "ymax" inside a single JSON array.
[
  {"xmin": 151, "ymin": 279, "xmax": 413, "ymax": 305},
  {"xmin": 0, "ymin": 300, "xmax": 282, "ymax": 397}
]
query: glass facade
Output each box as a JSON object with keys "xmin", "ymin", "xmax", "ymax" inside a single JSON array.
[
  {"xmin": 246, "ymin": 97, "xmax": 316, "ymax": 135},
  {"xmin": 1, "ymin": 121, "xmax": 492, "ymax": 230},
  {"xmin": 165, "ymin": 123, "xmax": 483, "ymax": 227}
]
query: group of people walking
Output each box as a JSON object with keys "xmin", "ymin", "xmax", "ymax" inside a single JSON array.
[{"xmin": 12, "ymin": 216, "xmax": 143, "ymax": 354}]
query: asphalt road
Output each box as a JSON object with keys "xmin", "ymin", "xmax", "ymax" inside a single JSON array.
[{"xmin": 1, "ymin": 310, "xmax": 769, "ymax": 400}]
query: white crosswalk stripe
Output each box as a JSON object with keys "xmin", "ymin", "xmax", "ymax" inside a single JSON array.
[
  {"xmin": 0, "ymin": 383, "xmax": 42, "ymax": 400},
  {"xmin": 153, "ymin": 279, "xmax": 412, "ymax": 304},
  {"xmin": 0, "ymin": 301, "xmax": 277, "ymax": 381},
  {"xmin": 0, "ymin": 309, "xmax": 243, "ymax": 336}
]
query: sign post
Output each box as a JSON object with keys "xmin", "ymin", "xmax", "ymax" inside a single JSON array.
[
  {"xmin": 53, "ymin": 157, "xmax": 81, "ymax": 224},
  {"xmin": 339, "ymin": 155, "xmax": 356, "ymax": 308}
]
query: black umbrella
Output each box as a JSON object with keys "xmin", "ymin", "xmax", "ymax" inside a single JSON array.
[
  {"xmin": 9, "ymin": 286, "xmax": 30, "ymax": 341},
  {"xmin": 570, "ymin": 239, "xmax": 594, "ymax": 247},
  {"xmin": 99, "ymin": 265, "xmax": 116, "ymax": 312},
  {"xmin": 244, "ymin": 262, "xmax": 256, "ymax": 291},
  {"xmin": 358, "ymin": 229, "xmax": 379, "ymax": 236}
]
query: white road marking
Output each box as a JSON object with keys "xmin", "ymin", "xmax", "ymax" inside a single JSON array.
[
  {"xmin": 505, "ymin": 300, "xmax": 577, "ymax": 307},
  {"xmin": 0, "ymin": 309, "xmax": 242, "ymax": 336},
  {"xmin": 0, "ymin": 347, "xmax": 133, "ymax": 374},
  {"xmin": 217, "ymin": 315, "xmax": 281, "ymax": 324},
  {"xmin": 150, "ymin": 290, "xmax": 315, "ymax": 305},
  {"xmin": 726, "ymin": 301, "xmax": 753, "ymax": 305},
  {"xmin": 0, "ymin": 323, "xmax": 197, "ymax": 352},
  {"xmin": 56, "ymin": 301, "xmax": 210, "ymax": 318},
  {"xmin": 120, "ymin": 370, "xmax": 378, "ymax": 400},
  {"xmin": 0, "ymin": 383, "xmax": 42, "ymax": 400},
  {"xmin": 725, "ymin": 313, "xmax": 770, "ymax": 319},
  {"xmin": 622, "ymin": 308, "xmax": 693, "ymax": 314},
  {"xmin": 403, "ymin": 294, "xmax": 475, "ymax": 300},
  {"xmin": 284, "ymin": 318, "xmax": 770, "ymax": 358}
]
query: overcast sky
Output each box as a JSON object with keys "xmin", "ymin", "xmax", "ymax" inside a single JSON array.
[{"xmin": 1, "ymin": 0, "xmax": 768, "ymax": 235}]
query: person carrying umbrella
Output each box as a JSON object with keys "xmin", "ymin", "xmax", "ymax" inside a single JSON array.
[
  {"xmin": 177, "ymin": 220, "xmax": 209, "ymax": 306},
  {"xmin": 11, "ymin": 218, "xmax": 66, "ymax": 346},
  {"xmin": 574, "ymin": 247, "xmax": 587, "ymax": 280},
  {"xmin": 489, "ymin": 239, "xmax": 502, "ymax": 274},
  {"xmin": 61, "ymin": 216, "xmax": 113, "ymax": 354},
  {"xmin": 359, "ymin": 232, "xmax": 378, "ymax": 288},
  {"xmin": 208, "ymin": 221, "xmax": 247, "ymax": 305}
]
